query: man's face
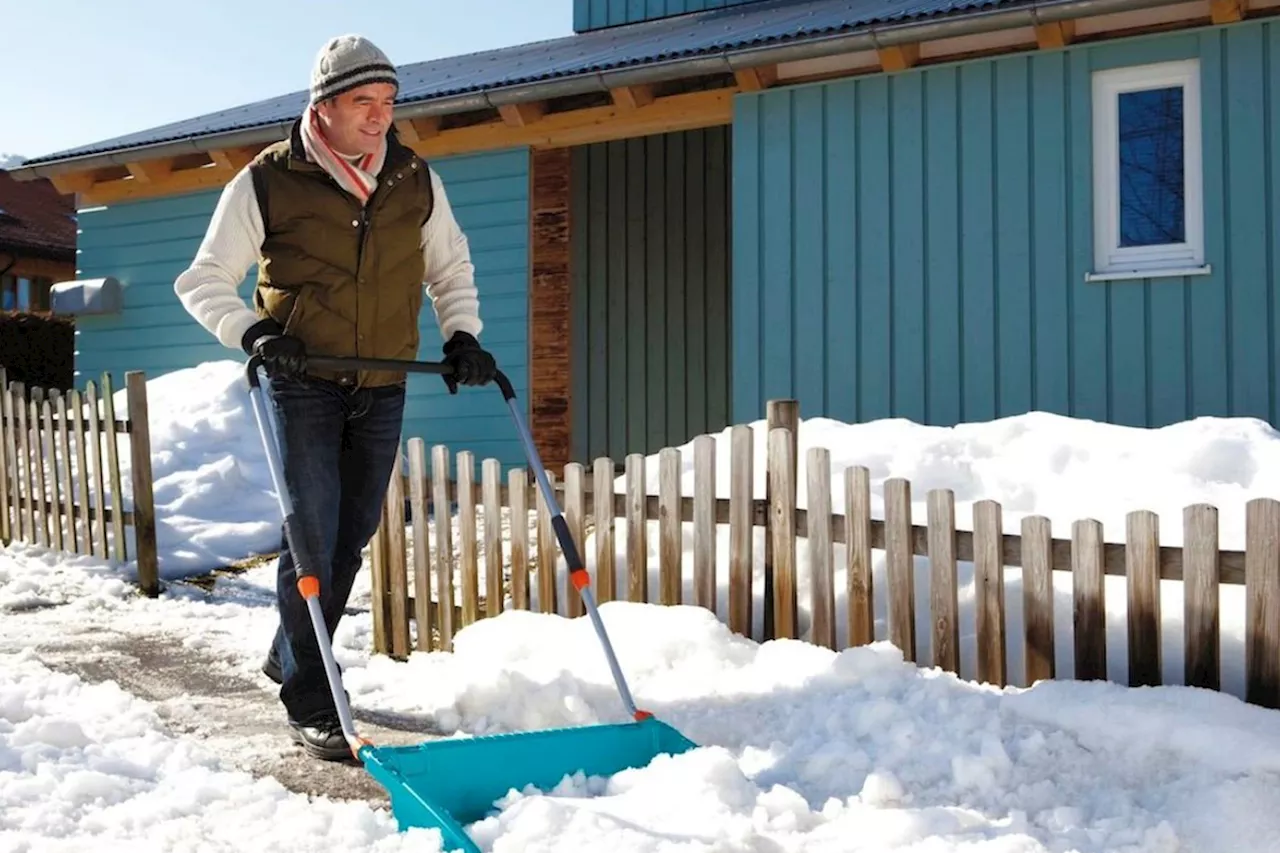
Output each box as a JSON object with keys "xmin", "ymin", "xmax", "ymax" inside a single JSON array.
[{"xmin": 315, "ymin": 82, "xmax": 397, "ymax": 156}]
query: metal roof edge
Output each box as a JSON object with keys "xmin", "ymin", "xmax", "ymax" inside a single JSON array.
[{"xmin": 8, "ymin": 0, "xmax": 1186, "ymax": 182}]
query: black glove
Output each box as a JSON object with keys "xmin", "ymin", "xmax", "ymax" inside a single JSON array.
[
  {"xmin": 242, "ymin": 318, "xmax": 307, "ymax": 380},
  {"xmin": 441, "ymin": 331, "xmax": 497, "ymax": 394}
]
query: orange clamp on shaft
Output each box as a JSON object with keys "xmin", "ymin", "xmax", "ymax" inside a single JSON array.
[
  {"xmin": 296, "ymin": 576, "xmax": 320, "ymax": 599},
  {"xmin": 570, "ymin": 569, "xmax": 590, "ymax": 590}
]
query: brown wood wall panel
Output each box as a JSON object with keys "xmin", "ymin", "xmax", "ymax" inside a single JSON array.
[{"xmin": 529, "ymin": 147, "xmax": 572, "ymax": 473}]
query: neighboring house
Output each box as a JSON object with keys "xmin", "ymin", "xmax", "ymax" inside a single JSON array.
[
  {"xmin": 8, "ymin": 0, "xmax": 1277, "ymax": 472},
  {"xmin": 0, "ymin": 168, "xmax": 76, "ymax": 313}
]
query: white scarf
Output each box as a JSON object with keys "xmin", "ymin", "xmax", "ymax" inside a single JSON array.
[{"xmin": 300, "ymin": 106, "xmax": 386, "ymax": 205}]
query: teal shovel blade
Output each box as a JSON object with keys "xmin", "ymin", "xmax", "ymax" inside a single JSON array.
[{"xmin": 360, "ymin": 715, "xmax": 697, "ymax": 852}]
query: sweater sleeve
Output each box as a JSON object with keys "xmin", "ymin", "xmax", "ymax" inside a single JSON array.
[
  {"xmin": 173, "ymin": 166, "xmax": 265, "ymax": 351},
  {"xmin": 421, "ymin": 166, "xmax": 483, "ymax": 341}
]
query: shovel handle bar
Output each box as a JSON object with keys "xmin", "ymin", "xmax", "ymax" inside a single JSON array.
[
  {"xmin": 244, "ymin": 353, "xmax": 517, "ymax": 402},
  {"xmin": 244, "ymin": 352, "xmax": 651, "ymax": 750}
]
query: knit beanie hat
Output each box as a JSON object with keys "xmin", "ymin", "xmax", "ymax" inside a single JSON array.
[{"xmin": 309, "ymin": 35, "xmax": 399, "ymax": 105}]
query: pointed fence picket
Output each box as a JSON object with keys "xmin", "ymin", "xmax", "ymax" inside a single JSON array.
[
  {"xmin": 0, "ymin": 368, "xmax": 159, "ymax": 595},
  {"xmin": 367, "ymin": 398, "xmax": 1280, "ymax": 711}
]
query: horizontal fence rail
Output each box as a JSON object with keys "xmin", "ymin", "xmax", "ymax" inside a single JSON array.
[
  {"xmin": 0, "ymin": 367, "xmax": 158, "ymax": 595},
  {"xmin": 368, "ymin": 399, "xmax": 1280, "ymax": 711}
]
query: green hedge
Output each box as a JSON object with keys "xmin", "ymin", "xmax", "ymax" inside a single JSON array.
[{"xmin": 0, "ymin": 312, "xmax": 74, "ymax": 392}]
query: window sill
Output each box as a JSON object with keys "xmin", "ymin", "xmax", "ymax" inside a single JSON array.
[{"xmin": 1085, "ymin": 264, "xmax": 1211, "ymax": 282}]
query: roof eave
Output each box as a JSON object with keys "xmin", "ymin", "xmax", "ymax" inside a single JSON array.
[
  {"xmin": 0, "ymin": 241, "xmax": 76, "ymax": 262},
  {"xmin": 7, "ymin": 0, "xmax": 1191, "ymax": 182}
]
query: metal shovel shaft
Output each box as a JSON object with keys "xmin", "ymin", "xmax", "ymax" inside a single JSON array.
[
  {"xmin": 500, "ymin": 392, "xmax": 644, "ymax": 720},
  {"xmin": 244, "ymin": 362, "xmax": 364, "ymax": 755},
  {"xmin": 245, "ymin": 352, "xmax": 651, "ymax": 727}
]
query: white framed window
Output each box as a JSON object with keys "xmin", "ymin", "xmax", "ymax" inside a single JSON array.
[{"xmin": 1089, "ymin": 58, "xmax": 1208, "ymax": 281}]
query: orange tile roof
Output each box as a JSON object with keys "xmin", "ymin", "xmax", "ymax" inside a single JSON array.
[{"xmin": 0, "ymin": 169, "xmax": 75, "ymax": 261}]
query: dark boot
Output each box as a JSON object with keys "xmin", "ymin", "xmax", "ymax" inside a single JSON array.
[
  {"xmin": 288, "ymin": 711, "xmax": 351, "ymax": 761},
  {"xmin": 262, "ymin": 648, "xmax": 283, "ymax": 684}
]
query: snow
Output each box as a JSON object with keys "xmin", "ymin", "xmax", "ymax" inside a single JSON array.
[
  {"xmin": 117, "ymin": 361, "xmax": 286, "ymax": 575},
  {"xmin": 0, "ymin": 650, "xmax": 425, "ymax": 852},
  {"xmin": 5, "ymin": 359, "xmax": 1280, "ymax": 851},
  {"xmin": 106, "ymin": 360, "xmax": 1267, "ymax": 690}
]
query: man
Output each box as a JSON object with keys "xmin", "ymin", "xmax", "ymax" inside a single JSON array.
[{"xmin": 174, "ymin": 34, "xmax": 497, "ymax": 760}]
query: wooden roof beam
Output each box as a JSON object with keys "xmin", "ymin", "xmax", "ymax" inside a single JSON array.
[
  {"xmin": 208, "ymin": 145, "xmax": 260, "ymax": 171},
  {"xmin": 49, "ymin": 171, "xmax": 98, "ymax": 195},
  {"xmin": 76, "ymin": 87, "xmax": 733, "ymax": 205},
  {"xmin": 499, "ymin": 100, "xmax": 547, "ymax": 127},
  {"xmin": 396, "ymin": 116, "xmax": 442, "ymax": 142},
  {"xmin": 734, "ymin": 64, "xmax": 778, "ymax": 91},
  {"xmin": 410, "ymin": 88, "xmax": 732, "ymax": 159},
  {"xmin": 394, "ymin": 119, "xmax": 421, "ymax": 142},
  {"xmin": 80, "ymin": 162, "xmax": 238, "ymax": 205},
  {"xmin": 877, "ymin": 43, "xmax": 920, "ymax": 72},
  {"xmin": 611, "ymin": 84, "xmax": 656, "ymax": 109},
  {"xmin": 1035, "ymin": 19, "xmax": 1076, "ymax": 48},
  {"xmin": 1210, "ymin": 0, "xmax": 1248, "ymax": 22},
  {"xmin": 125, "ymin": 158, "xmax": 174, "ymax": 183},
  {"xmin": 413, "ymin": 116, "xmax": 441, "ymax": 138}
]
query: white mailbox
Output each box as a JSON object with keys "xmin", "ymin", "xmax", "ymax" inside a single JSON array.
[{"xmin": 50, "ymin": 276, "xmax": 123, "ymax": 315}]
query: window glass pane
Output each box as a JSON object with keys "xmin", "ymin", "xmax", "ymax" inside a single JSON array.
[{"xmin": 1118, "ymin": 85, "xmax": 1184, "ymax": 247}]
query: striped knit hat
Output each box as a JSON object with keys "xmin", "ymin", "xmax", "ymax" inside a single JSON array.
[{"xmin": 309, "ymin": 35, "xmax": 399, "ymax": 105}]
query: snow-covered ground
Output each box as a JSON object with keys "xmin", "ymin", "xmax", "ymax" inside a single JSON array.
[{"xmin": 4, "ymin": 359, "xmax": 1280, "ymax": 851}]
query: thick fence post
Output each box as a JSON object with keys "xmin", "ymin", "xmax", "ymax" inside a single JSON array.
[
  {"xmin": 764, "ymin": 399, "xmax": 798, "ymax": 640},
  {"xmin": 767, "ymin": 426, "xmax": 797, "ymax": 640},
  {"xmin": 125, "ymin": 371, "xmax": 159, "ymax": 596}
]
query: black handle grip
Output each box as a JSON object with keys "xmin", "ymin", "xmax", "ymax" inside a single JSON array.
[
  {"xmin": 246, "ymin": 353, "xmax": 516, "ymax": 400},
  {"xmin": 305, "ymin": 354, "xmax": 452, "ymax": 375}
]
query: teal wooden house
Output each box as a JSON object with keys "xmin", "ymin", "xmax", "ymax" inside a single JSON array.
[{"xmin": 11, "ymin": 0, "xmax": 1277, "ymax": 473}]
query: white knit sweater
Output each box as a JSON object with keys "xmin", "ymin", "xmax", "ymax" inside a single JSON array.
[{"xmin": 173, "ymin": 163, "xmax": 483, "ymax": 353}]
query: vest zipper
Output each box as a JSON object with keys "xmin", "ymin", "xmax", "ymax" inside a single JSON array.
[
  {"xmin": 355, "ymin": 205, "xmax": 370, "ymax": 359},
  {"xmin": 356, "ymin": 207, "xmax": 369, "ymax": 269}
]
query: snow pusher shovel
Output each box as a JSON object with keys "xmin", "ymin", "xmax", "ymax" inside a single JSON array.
[{"xmin": 244, "ymin": 353, "xmax": 697, "ymax": 852}]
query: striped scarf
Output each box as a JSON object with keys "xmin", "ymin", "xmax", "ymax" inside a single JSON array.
[{"xmin": 300, "ymin": 106, "xmax": 386, "ymax": 205}]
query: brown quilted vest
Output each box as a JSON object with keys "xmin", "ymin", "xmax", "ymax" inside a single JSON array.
[{"xmin": 248, "ymin": 120, "xmax": 434, "ymax": 388}]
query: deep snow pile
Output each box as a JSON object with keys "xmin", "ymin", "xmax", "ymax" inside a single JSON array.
[
  {"xmin": 109, "ymin": 361, "xmax": 286, "ymax": 577},
  {"xmin": 87, "ymin": 359, "xmax": 1279, "ymax": 692},
  {"xmin": 4, "ymin": 541, "xmax": 1280, "ymax": 851}
]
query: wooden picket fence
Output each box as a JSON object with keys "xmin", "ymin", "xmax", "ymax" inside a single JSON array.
[
  {"xmin": 366, "ymin": 399, "xmax": 1280, "ymax": 710},
  {"xmin": 0, "ymin": 368, "xmax": 159, "ymax": 595}
]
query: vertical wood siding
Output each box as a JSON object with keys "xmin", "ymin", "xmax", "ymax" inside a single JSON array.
[
  {"xmin": 570, "ymin": 126, "xmax": 732, "ymax": 463},
  {"xmin": 733, "ymin": 23, "xmax": 1280, "ymax": 429},
  {"xmin": 73, "ymin": 146, "xmax": 531, "ymax": 468},
  {"xmin": 574, "ymin": 0, "xmax": 762, "ymax": 31},
  {"xmin": 530, "ymin": 148, "xmax": 573, "ymax": 473}
]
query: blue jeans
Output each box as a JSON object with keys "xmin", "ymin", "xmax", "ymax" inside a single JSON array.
[{"xmin": 265, "ymin": 374, "xmax": 405, "ymax": 724}]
